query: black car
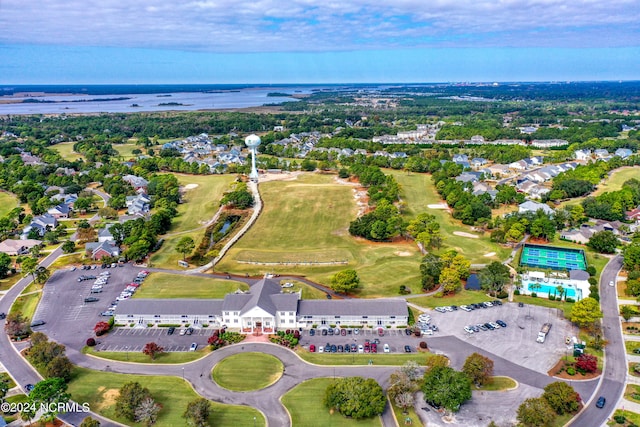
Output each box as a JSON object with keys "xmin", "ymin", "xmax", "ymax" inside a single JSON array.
[
  {"xmin": 167, "ymin": 327, "xmax": 175, "ymax": 335},
  {"xmin": 518, "ymin": 302, "xmax": 524, "ymax": 307},
  {"xmin": 404, "ymin": 345, "xmax": 412, "ymax": 353},
  {"xmin": 450, "ymin": 305, "xmax": 458, "ymax": 311},
  {"xmin": 0, "ymin": 312, "xmax": 6, "ymax": 319},
  {"xmin": 493, "ymin": 300, "xmax": 503, "ymax": 306},
  {"xmin": 496, "ymin": 320, "xmax": 507, "ymax": 327},
  {"xmin": 330, "ymin": 345, "xmax": 337, "ymax": 353},
  {"xmin": 326, "ymin": 293, "xmax": 332, "ymax": 299},
  {"xmin": 595, "ymin": 396, "xmax": 606, "ymax": 408},
  {"xmin": 484, "ymin": 322, "xmax": 495, "ymax": 330},
  {"xmin": 328, "ymin": 329, "xmax": 334, "ymax": 336},
  {"xmin": 344, "ymin": 344, "xmax": 351, "ymax": 352},
  {"xmin": 30, "ymin": 320, "xmax": 46, "ymax": 327},
  {"xmin": 405, "ymin": 328, "xmax": 412, "ymax": 336},
  {"xmin": 84, "ymin": 297, "xmax": 99, "ymax": 303},
  {"xmin": 25, "ymin": 383, "xmax": 35, "ymax": 394},
  {"xmin": 309, "ymin": 329, "xmax": 315, "ymax": 336},
  {"xmin": 185, "ymin": 327, "xmax": 194, "ymax": 335},
  {"xmin": 321, "ymin": 329, "xmax": 327, "ymax": 336}
]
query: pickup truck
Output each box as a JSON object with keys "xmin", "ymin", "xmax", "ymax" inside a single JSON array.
[{"xmin": 537, "ymin": 323, "xmax": 552, "ymax": 343}]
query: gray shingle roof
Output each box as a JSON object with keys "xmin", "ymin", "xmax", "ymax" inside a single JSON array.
[
  {"xmin": 116, "ymin": 299, "xmax": 223, "ymax": 316},
  {"xmin": 298, "ymin": 299, "xmax": 407, "ymax": 316}
]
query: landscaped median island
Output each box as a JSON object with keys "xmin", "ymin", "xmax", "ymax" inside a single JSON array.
[
  {"xmin": 212, "ymin": 352, "xmax": 284, "ymax": 391},
  {"xmin": 67, "ymin": 367, "xmax": 265, "ymax": 427},
  {"xmin": 82, "ymin": 345, "xmax": 211, "ymax": 364}
]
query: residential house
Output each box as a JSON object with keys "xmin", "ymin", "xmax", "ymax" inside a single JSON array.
[
  {"xmin": 627, "ymin": 207, "xmax": 640, "ymax": 223},
  {"xmin": 518, "ymin": 201, "xmax": 554, "ymax": 215},
  {"xmin": 509, "ymin": 160, "xmax": 528, "ymax": 171},
  {"xmin": 615, "ymin": 148, "xmax": 633, "ymax": 159},
  {"xmin": 452, "ymin": 154, "xmax": 469, "ymax": 164},
  {"xmin": 126, "ymin": 194, "xmax": 151, "ymax": 216},
  {"xmin": 47, "ymin": 203, "xmax": 72, "ymax": 219},
  {"xmin": 594, "ymin": 149, "xmax": 610, "ymax": 159},
  {"xmin": 98, "ymin": 224, "xmax": 115, "ymax": 243},
  {"xmin": 85, "ymin": 241, "xmax": 120, "ymax": 260},
  {"xmin": 0, "ymin": 239, "xmax": 41, "ymax": 256},
  {"xmin": 530, "ymin": 139, "xmax": 569, "ymax": 148},
  {"xmin": 456, "ymin": 171, "xmax": 482, "ymax": 184},
  {"xmin": 122, "ymin": 175, "xmax": 149, "ymax": 192},
  {"xmin": 471, "ymin": 158, "xmax": 487, "ymax": 168},
  {"xmin": 470, "ymin": 135, "xmax": 485, "ymax": 144},
  {"xmin": 21, "ymin": 214, "xmax": 58, "ymax": 240},
  {"xmin": 574, "ymin": 149, "xmax": 592, "ymax": 161}
]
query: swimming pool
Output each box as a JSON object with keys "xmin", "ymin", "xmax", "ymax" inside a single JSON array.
[{"xmin": 526, "ymin": 281, "xmax": 577, "ymax": 298}]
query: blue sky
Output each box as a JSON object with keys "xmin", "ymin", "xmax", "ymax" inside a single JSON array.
[{"xmin": 1, "ymin": 0, "xmax": 639, "ymax": 84}]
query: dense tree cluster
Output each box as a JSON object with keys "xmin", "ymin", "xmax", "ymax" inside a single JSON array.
[
  {"xmin": 26, "ymin": 332, "xmax": 73, "ymax": 381},
  {"xmin": 324, "ymin": 377, "xmax": 386, "ymax": 419},
  {"xmin": 115, "ymin": 382, "xmax": 161, "ymax": 424},
  {"xmin": 348, "ymin": 199, "xmax": 404, "ymax": 241},
  {"xmin": 581, "ymin": 178, "xmax": 640, "ymax": 221},
  {"xmin": 422, "ymin": 366, "xmax": 471, "ymax": 413}
]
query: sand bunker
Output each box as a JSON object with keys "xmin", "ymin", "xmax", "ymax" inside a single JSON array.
[
  {"xmin": 183, "ymin": 184, "xmax": 199, "ymax": 190},
  {"xmin": 453, "ymin": 231, "xmax": 479, "ymax": 239},
  {"xmin": 395, "ymin": 251, "xmax": 412, "ymax": 257},
  {"xmin": 484, "ymin": 252, "xmax": 496, "ymax": 257},
  {"xmin": 428, "ymin": 203, "xmax": 449, "ymax": 209}
]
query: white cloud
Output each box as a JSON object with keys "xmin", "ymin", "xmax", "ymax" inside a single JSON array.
[{"xmin": 0, "ymin": 0, "xmax": 638, "ymax": 52}]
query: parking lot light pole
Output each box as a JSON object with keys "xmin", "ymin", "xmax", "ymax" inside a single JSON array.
[
  {"xmin": 125, "ymin": 346, "xmax": 128, "ymax": 360},
  {"xmin": 182, "ymin": 366, "xmax": 184, "ymax": 380}
]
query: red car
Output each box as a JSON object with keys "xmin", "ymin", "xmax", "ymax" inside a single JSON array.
[
  {"xmin": 371, "ymin": 343, "xmax": 377, "ymax": 353},
  {"xmin": 364, "ymin": 342, "xmax": 370, "ymax": 353},
  {"xmin": 309, "ymin": 344, "xmax": 316, "ymax": 352}
]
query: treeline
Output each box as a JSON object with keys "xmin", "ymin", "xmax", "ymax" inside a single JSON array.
[{"xmin": 582, "ymin": 178, "xmax": 640, "ymax": 221}]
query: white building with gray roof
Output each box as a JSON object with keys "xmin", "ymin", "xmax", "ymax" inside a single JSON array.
[{"xmin": 115, "ymin": 278, "xmax": 408, "ymax": 333}]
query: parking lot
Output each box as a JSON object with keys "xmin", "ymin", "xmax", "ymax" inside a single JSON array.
[
  {"xmin": 424, "ymin": 301, "xmax": 576, "ymax": 374},
  {"xmin": 299, "ymin": 326, "xmax": 428, "ymax": 354},
  {"xmin": 33, "ymin": 264, "xmax": 217, "ymax": 352}
]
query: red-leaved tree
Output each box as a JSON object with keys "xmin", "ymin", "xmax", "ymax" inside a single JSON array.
[
  {"xmin": 575, "ymin": 354, "xmax": 598, "ymax": 373},
  {"xmin": 142, "ymin": 342, "xmax": 165, "ymax": 360},
  {"xmin": 94, "ymin": 321, "xmax": 110, "ymax": 336}
]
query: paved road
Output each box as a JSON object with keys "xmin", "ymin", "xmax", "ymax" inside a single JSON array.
[
  {"xmin": 568, "ymin": 255, "xmax": 625, "ymax": 427},
  {"xmin": 0, "ymin": 246, "xmax": 120, "ymax": 426}
]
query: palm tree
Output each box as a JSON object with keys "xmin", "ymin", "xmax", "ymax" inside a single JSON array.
[{"xmin": 556, "ymin": 285, "xmax": 565, "ymax": 302}]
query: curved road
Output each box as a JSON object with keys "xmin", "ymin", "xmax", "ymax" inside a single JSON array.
[{"xmin": 568, "ymin": 255, "xmax": 625, "ymax": 427}]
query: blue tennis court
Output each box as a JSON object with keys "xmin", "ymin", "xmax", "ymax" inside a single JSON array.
[{"xmin": 520, "ymin": 244, "xmax": 587, "ymax": 271}]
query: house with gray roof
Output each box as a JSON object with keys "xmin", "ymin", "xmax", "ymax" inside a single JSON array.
[
  {"xmin": 115, "ymin": 278, "xmax": 408, "ymax": 333},
  {"xmin": 518, "ymin": 200, "xmax": 554, "ymax": 216}
]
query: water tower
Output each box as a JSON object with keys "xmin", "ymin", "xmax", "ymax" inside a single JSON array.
[{"xmin": 245, "ymin": 134, "xmax": 261, "ymax": 181}]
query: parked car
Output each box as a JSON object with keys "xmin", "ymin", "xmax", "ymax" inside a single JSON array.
[
  {"xmin": 179, "ymin": 329, "xmax": 186, "ymax": 336},
  {"xmin": 371, "ymin": 343, "xmax": 377, "ymax": 353},
  {"xmin": 383, "ymin": 343, "xmax": 390, "ymax": 353},
  {"xmin": 595, "ymin": 396, "xmax": 606, "ymax": 408},
  {"xmin": 404, "ymin": 345, "xmax": 412, "ymax": 353},
  {"xmin": 405, "ymin": 328, "xmax": 412, "ymax": 336},
  {"xmin": 341, "ymin": 328, "xmax": 346, "ymax": 336},
  {"xmin": 100, "ymin": 310, "xmax": 114, "ymax": 316},
  {"xmin": 309, "ymin": 329, "xmax": 315, "ymax": 336},
  {"xmin": 358, "ymin": 344, "xmax": 364, "ymax": 353},
  {"xmin": 489, "ymin": 322, "xmax": 500, "ymax": 329},
  {"xmin": 496, "ymin": 320, "xmax": 507, "ymax": 327},
  {"xmin": 460, "ymin": 305, "xmax": 472, "ymax": 312},
  {"xmin": 330, "ymin": 344, "xmax": 337, "ymax": 353},
  {"xmin": 351, "ymin": 344, "xmax": 357, "ymax": 352},
  {"xmin": 189, "ymin": 343, "xmax": 198, "ymax": 351},
  {"xmin": 337, "ymin": 345, "xmax": 343, "ymax": 353},
  {"xmin": 84, "ymin": 297, "xmax": 100, "ymax": 303},
  {"xmin": 167, "ymin": 327, "xmax": 175, "ymax": 335},
  {"xmin": 321, "ymin": 329, "xmax": 328, "ymax": 336},
  {"xmin": 484, "ymin": 322, "xmax": 495, "ymax": 330},
  {"xmin": 318, "ymin": 346, "xmax": 324, "ymax": 353},
  {"xmin": 328, "ymin": 328, "xmax": 334, "ymax": 336},
  {"xmin": 186, "ymin": 327, "xmax": 194, "ymax": 335},
  {"xmin": 90, "ymin": 289, "xmax": 103, "ymax": 294},
  {"xmin": 464, "ymin": 326, "xmax": 474, "ymax": 334},
  {"xmin": 344, "ymin": 343, "xmax": 351, "ymax": 353},
  {"xmin": 309, "ymin": 344, "xmax": 316, "ymax": 352}
]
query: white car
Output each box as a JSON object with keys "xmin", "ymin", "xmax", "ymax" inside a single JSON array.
[
  {"xmin": 434, "ymin": 307, "xmax": 446, "ymax": 313},
  {"xmin": 318, "ymin": 346, "xmax": 324, "ymax": 353},
  {"xmin": 358, "ymin": 344, "xmax": 364, "ymax": 353},
  {"xmin": 464, "ymin": 326, "xmax": 474, "ymax": 334},
  {"xmin": 609, "ymin": 281, "xmax": 615, "ymax": 287},
  {"xmin": 460, "ymin": 305, "xmax": 472, "ymax": 312},
  {"xmin": 99, "ymin": 272, "xmax": 111, "ymax": 277},
  {"xmin": 484, "ymin": 302, "xmax": 493, "ymax": 307},
  {"xmin": 443, "ymin": 306, "xmax": 453, "ymax": 312},
  {"xmin": 489, "ymin": 322, "xmax": 500, "ymax": 329},
  {"xmin": 189, "ymin": 343, "xmax": 198, "ymax": 351},
  {"xmin": 281, "ymin": 282, "xmax": 294, "ymax": 288},
  {"xmin": 383, "ymin": 344, "xmax": 390, "ymax": 353},
  {"xmin": 422, "ymin": 329, "xmax": 433, "ymax": 335}
]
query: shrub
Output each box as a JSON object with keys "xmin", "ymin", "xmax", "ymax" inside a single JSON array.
[
  {"xmin": 566, "ymin": 297, "xmax": 575, "ymax": 303},
  {"xmin": 548, "ymin": 295, "xmax": 556, "ymax": 301},
  {"xmin": 531, "ymin": 292, "xmax": 537, "ymax": 298},
  {"xmin": 86, "ymin": 338, "xmax": 96, "ymax": 347},
  {"xmin": 588, "ymin": 277, "xmax": 598, "ymax": 286},
  {"xmin": 566, "ymin": 367, "xmax": 575, "ymax": 375},
  {"xmin": 514, "ymin": 289, "xmax": 520, "ymax": 295},
  {"xmin": 94, "ymin": 321, "xmax": 110, "ymax": 336},
  {"xmin": 419, "ymin": 341, "xmax": 428, "ymax": 349},
  {"xmin": 586, "ymin": 266, "xmax": 596, "ymax": 276},
  {"xmin": 614, "ymin": 414, "xmax": 626, "ymax": 424}
]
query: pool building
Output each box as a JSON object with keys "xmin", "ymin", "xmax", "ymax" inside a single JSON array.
[{"xmin": 519, "ymin": 244, "xmax": 590, "ymax": 301}]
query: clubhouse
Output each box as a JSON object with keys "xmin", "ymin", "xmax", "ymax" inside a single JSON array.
[{"xmin": 115, "ymin": 278, "xmax": 408, "ymax": 333}]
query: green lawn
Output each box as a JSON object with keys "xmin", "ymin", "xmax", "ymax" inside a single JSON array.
[
  {"xmin": 388, "ymin": 170, "xmax": 511, "ymax": 264},
  {"xmin": 83, "ymin": 346, "xmax": 211, "ymax": 363},
  {"xmin": 10, "ymin": 289, "xmax": 42, "ymax": 321},
  {"xmin": 625, "ymin": 384, "xmax": 640, "ymax": 403},
  {"xmin": 295, "ymin": 348, "xmax": 434, "ymax": 366},
  {"xmin": 112, "ymin": 143, "xmax": 142, "ymax": 160},
  {"xmin": 512, "ymin": 295, "xmax": 574, "ymax": 319},
  {"xmin": 390, "ymin": 400, "xmax": 420, "ymax": 427},
  {"xmin": 0, "ymin": 372, "xmax": 16, "ymax": 389},
  {"xmin": 625, "ymin": 341, "xmax": 640, "ymax": 354},
  {"xmin": 52, "ymin": 141, "xmax": 84, "ymax": 161},
  {"xmin": 0, "ymin": 273, "xmax": 23, "ymax": 292},
  {"xmin": 133, "ymin": 273, "xmax": 248, "ymax": 299},
  {"xmin": 471, "ymin": 376, "xmax": 516, "ymax": 391},
  {"xmin": 212, "ymin": 353, "xmax": 283, "ymax": 391},
  {"xmin": 608, "ymin": 410, "xmax": 640, "ymax": 427},
  {"xmin": 0, "ymin": 191, "xmax": 19, "ymax": 218},
  {"xmin": 281, "ymin": 279, "xmax": 327, "ymax": 300},
  {"xmin": 150, "ymin": 174, "xmax": 235, "ymax": 268},
  {"xmin": 216, "ymin": 173, "xmax": 423, "ymax": 297},
  {"xmin": 67, "ymin": 367, "xmax": 265, "ymax": 427},
  {"xmin": 410, "ymin": 290, "xmax": 494, "ymax": 309},
  {"xmin": 281, "ymin": 378, "xmax": 382, "ymax": 427},
  {"xmin": 561, "ymin": 166, "xmax": 640, "ymax": 209}
]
